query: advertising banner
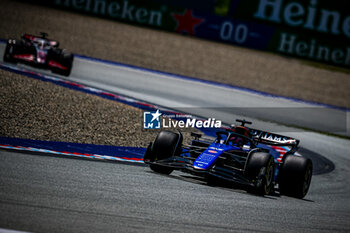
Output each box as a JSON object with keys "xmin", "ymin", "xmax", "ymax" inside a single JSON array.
[
  {"xmin": 228, "ymin": 0, "xmax": 350, "ymax": 67},
  {"xmin": 37, "ymin": 0, "xmax": 349, "ymax": 68}
]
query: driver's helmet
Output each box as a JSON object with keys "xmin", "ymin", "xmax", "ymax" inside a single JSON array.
[
  {"xmin": 232, "ymin": 126, "xmax": 250, "ymax": 137},
  {"xmin": 229, "ymin": 137, "xmax": 243, "ymax": 146},
  {"xmin": 38, "ymin": 40, "xmax": 45, "ymax": 49},
  {"xmin": 229, "ymin": 126, "xmax": 251, "ymax": 147}
]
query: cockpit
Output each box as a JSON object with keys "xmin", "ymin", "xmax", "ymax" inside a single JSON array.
[{"xmin": 215, "ymin": 131, "xmax": 254, "ymax": 149}]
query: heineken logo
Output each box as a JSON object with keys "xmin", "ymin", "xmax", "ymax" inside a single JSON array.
[
  {"xmin": 254, "ymin": 0, "xmax": 350, "ymax": 38},
  {"xmin": 55, "ymin": 0, "xmax": 163, "ymax": 26}
]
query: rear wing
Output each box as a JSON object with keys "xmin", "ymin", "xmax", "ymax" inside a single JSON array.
[
  {"xmin": 22, "ymin": 34, "xmax": 59, "ymax": 47},
  {"xmin": 249, "ymin": 128, "xmax": 299, "ymax": 148}
]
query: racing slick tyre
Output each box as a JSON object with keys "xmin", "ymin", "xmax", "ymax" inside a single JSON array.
[
  {"xmin": 244, "ymin": 152, "xmax": 275, "ymax": 195},
  {"xmin": 149, "ymin": 131, "xmax": 183, "ymax": 175},
  {"xmin": 3, "ymin": 43, "xmax": 17, "ymax": 64},
  {"xmin": 51, "ymin": 53, "xmax": 73, "ymax": 76},
  {"xmin": 279, "ymin": 155, "xmax": 313, "ymax": 199}
]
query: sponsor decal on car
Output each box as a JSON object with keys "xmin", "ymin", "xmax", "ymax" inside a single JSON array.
[{"xmin": 208, "ymin": 150, "xmax": 218, "ymax": 154}]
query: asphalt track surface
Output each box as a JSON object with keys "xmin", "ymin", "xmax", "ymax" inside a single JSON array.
[
  {"xmin": 1, "ymin": 143, "xmax": 350, "ymax": 233},
  {"xmin": 1, "ymin": 44, "xmax": 350, "ymax": 232}
]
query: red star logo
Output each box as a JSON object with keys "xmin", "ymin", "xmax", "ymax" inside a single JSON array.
[{"xmin": 172, "ymin": 9, "xmax": 204, "ymax": 35}]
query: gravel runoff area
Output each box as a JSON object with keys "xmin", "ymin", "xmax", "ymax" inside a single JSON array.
[
  {"xmin": 1, "ymin": 0, "xmax": 349, "ymax": 109},
  {"xmin": 0, "ymin": 69, "xmax": 198, "ymax": 147}
]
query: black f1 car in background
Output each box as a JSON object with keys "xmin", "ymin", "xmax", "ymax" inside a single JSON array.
[
  {"xmin": 144, "ymin": 119, "xmax": 313, "ymax": 199},
  {"xmin": 3, "ymin": 32, "xmax": 73, "ymax": 76}
]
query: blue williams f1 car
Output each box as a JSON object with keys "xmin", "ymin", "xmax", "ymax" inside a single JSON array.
[{"xmin": 144, "ymin": 119, "xmax": 313, "ymax": 198}]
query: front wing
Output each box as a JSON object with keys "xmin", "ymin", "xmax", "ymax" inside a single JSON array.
[{"xmin": 145, "ymin": 145, "xmax": 255, "ymax": 187}]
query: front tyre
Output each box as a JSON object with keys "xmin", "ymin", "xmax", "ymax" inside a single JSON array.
[
  {"xmin": 279, "ymin": 155, "xmax": 313, "ymax": 199},
  {"xmin": 148, "ymin": 131, "xmax": 182, "ymax": 175},
  {"xmin": 3, "ymin": 43, "xmax": 17, "ymax": 64},
  {"xmin": 245, "ymin": 152, "xmax": 275, "ymax": 195},
  {"xmin": 145, "ymin": 143, "xmax": 173, "ymax": 175}
]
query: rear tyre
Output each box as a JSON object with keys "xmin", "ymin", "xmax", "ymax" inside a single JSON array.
[
  {"xmin": 148, "ymin": 131, "xmax": 182, "ymax": 175},
  {"xmin": 245, "ymin": 152, "xmax": 275, "ymax": 195},
  {"xmin": 51, "ymin": 53, "xmax": 73, "ymax": 76},
  {"xmin": 279, "ymin": 155, "xmax": 313, "ymax": 199}
]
